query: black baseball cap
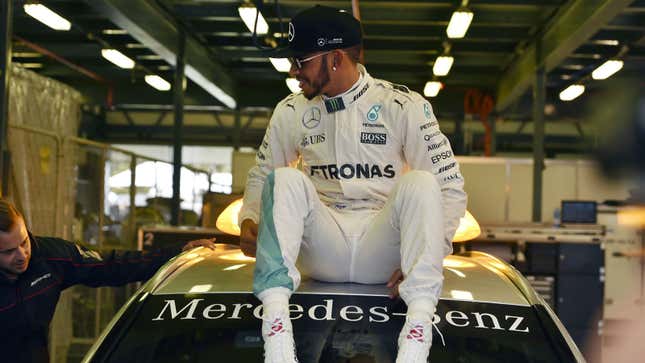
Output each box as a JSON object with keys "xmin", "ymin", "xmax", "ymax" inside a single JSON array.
[{"xmin": 268, "ymin": 5, "xmax": 362, "ymax": 58}]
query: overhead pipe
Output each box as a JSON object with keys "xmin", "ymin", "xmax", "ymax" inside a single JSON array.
[{"xmin": 13, "ymin": 36, "xmax": 114, "ymax": 106}]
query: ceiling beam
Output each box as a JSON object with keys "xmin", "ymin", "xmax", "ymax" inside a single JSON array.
[
  {"xmin": 97, "ymin": 124, "xmax": 266, "ymax": 147},
  {"xmin": 495, "ymin": 0, "xmax": 634, "ymax": 111},
  {"xmin": 83, "ymin": 0, "xmax": 237, "ymax": 108}
]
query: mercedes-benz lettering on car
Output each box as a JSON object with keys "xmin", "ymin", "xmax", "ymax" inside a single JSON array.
[{"xmin": 82, "ymin": 244, "xmax": 585, "ymax": 362}]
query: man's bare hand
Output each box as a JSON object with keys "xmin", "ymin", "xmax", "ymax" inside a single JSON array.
[
  {"xmin": 182, "ymin": 238, "xmax": 216, "ymax": 252},
  {"xmin": 240, "ymin": 219, "xmax": 259, "ymax": 257},
  {"xmin": 386, "ymin": 268, "xmax": 404, "ymax": 299}
]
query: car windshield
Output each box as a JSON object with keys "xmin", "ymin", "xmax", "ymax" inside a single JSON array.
[{"xmin": 90, "ymin": 293, "xmax": 577, "ymax": 363}]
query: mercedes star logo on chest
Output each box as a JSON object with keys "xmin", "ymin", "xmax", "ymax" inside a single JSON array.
[{"xmin": 302, "ymin": 107, "xmax": 322, "ymax": 129}]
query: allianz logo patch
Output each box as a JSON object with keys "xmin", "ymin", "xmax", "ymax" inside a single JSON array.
[
  {"xmin": 30, "ymin": 273, "xmax": 52, "ymax": 287},
  {"xmin": 360, "ymin": 132, "xmax": 387, "ymax": 145}
]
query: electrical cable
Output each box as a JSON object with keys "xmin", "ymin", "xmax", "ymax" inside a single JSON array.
[{"xmin": 249, "ymin": 0, "xmax": 286, "ymax": 52}]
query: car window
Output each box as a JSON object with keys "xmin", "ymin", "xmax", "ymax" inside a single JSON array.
[{"xmin": 90, "ymin": 293, "xmax": 577, "ymax": 363}]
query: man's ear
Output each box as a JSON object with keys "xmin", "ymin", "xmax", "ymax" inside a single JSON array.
[{"xmin": 333, "ymin": 50, "xmax": 343, "ymax": 68}]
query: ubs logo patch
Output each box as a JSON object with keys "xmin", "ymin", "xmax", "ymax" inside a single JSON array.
[
  {"xmin": 301, "ymin": 133, "xmax": 326, "ymax": 147},
  {"xmin": 302, "ymin": 107, "xmax": 321, "ymax": 129}
]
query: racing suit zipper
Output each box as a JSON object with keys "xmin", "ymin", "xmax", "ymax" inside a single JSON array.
[{"xmin": 349, "ymin": 236, "xmax": 356, "ymax": 281}]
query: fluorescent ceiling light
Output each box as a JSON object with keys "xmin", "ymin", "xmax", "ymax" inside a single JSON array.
[
  {"xmin": 101, "ymin": 49, "xmax": 135, "ymax": 69},
  {"xmin": 433, "ymin": 56, "xmax": 454, "ymax": 76},
  {"xmin": 16, "ymin": 63, "xmax": 44, "ymax": 69},
  {"xmin": 102, "ymin": 14, "xmax": 237, "ymax": 109},
  {"xmin": 137, "ymin": 55, "xmax": 163, "ymax": 60},
  {"xmin": 102, "ymin": 29, "xmax": 128, "ymax": 35},
  {"xmin": 13, "ymin": 52, "xmax": 42, "ymax": 58},
  {"xmin": 286, "ymin": 78, "xmax": 301, "ymax": 93},
  {"xmin": 145, "ymin": 75, "xmax": 171, "ymax": 91},
  {"xmin": 593, "ymin": 39, "xmax": 619, "ymax": 46},
  {"xmin": 185, "ymin": 65, "xmax": 237, "ymax": 108},
  {"xmin": 23, "ymin": 4, "xmax": 71, "ymax": 31},
  {"xmin": 446, "ymin": 9, "xmax": 473, "ymax": 39},
  {"xmin": 270, "ymin": 58, "xmax": 291, "ymax": 72},
  {"xmin": 423, "ymin": 81, "xmax": 442, "ymax": 97},
  {"xmin": 591, "ymin": 60, "xmax": 623, "ymax": 80},
  {"xmin": 559, "ymin": 84, "xmax": 585, "ymax": 101},
  {"xmin": 238, "ymin": 5, "xmax": 269, "ymax": 35}
]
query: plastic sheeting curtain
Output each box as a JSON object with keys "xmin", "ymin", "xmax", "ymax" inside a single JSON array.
[
  {"xmin": 7, "ymin": 64, "xmax": 81, "ymax": 237},
  {"xmin": 7, "ymin": 65, "xmax": 82, "ymax": 362}
]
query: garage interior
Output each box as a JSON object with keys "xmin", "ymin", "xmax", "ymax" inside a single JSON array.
[{"xmin": 2, "ymin": 0, "xmax": 644, "ymax": 362}]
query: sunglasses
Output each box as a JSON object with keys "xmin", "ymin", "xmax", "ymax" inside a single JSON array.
[{"xmin": 289, "ymin": 51, "xmax": 334, "ymax": 69}]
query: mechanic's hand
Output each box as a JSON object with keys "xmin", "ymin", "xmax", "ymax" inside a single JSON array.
[
  {"xmin": 182, "ymin": 238, "xmax": 216, "ymax": 252},
  {"xmin": 386, "ymin": 268, "xmax": 404, "ymax": 299},
  {"xmin": 240, "ymin": 219, "xmax": 259, "ymax": 257}
]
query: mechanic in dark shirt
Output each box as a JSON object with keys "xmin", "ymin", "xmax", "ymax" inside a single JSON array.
[{"xmin": 0, "ymin": 198, "xmax": 216, "ymax": 362}]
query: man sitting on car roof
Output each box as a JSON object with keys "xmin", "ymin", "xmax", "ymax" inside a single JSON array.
[
  {"xmin": 0, "ymin": 198, "xmax": 216, "ymax": 363},
  {"xmin": 238, "ymin": 5, "xmax": 467, "ymax": 363}
]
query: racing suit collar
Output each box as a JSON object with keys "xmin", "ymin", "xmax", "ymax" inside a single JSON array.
[{"xmin": 322, "ymin": 64, "xmax": 372, "ymax": 113}]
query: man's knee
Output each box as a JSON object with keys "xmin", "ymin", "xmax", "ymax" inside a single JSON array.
[
  {"xmin": 273, "ymin": 167, "xmax": 308, "ymax": 186},
  {"xmin": 263, "ymin": 167, "xmax": 312, "ymax": 197},
  {"xmin": 397, "ymin": 170, "xmax": 440, "ymax": 195}
]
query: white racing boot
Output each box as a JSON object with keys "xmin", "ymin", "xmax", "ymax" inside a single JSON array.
[
  {"xmin": 395, "ymin": 317, "xmax": 433, "ymax": 363},
  {"xmin": 262, "ymin": 309, "xmax": 298, "ymax": 363}
]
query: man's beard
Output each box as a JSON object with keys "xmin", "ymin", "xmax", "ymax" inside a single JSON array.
[
  {"xmin": 0, "ymin": 261, "xmax": 27, "ymax": 280},
  {"xmin": 301, "ymin": 57, "xmax": 331, "ymax": 100}
]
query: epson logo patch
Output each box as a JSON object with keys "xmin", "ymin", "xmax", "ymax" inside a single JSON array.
[
  {"xmin": 360, "ymin": 132, "xmax": 387, "ymax": 145},
  {"xmin": 431, "ymin": 150, "xmax": 453, "ymax": 164}
]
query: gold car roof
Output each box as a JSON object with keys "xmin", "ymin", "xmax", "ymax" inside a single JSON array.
[{"xmin": 145, "ymin": 244, "xmax": 538, "ymax": 307}]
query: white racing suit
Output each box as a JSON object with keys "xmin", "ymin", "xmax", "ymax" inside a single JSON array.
[{"xmin": 240, "ymin": 65, "xmax": 467, "ymax": 307}]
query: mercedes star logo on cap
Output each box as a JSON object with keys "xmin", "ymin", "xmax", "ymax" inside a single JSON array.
[{"xmin": 288, "ymin": 22, "xmax": 295, "ymax": 42}]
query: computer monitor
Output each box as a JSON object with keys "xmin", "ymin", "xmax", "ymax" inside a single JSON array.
[{"xmin": 560, "ymin": 200, "xmax": 597, "ymax": 224}]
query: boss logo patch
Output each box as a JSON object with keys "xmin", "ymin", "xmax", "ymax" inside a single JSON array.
[{"xmin": 360, "ymin": 132, "xmax": 387, "ymax": 145}]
